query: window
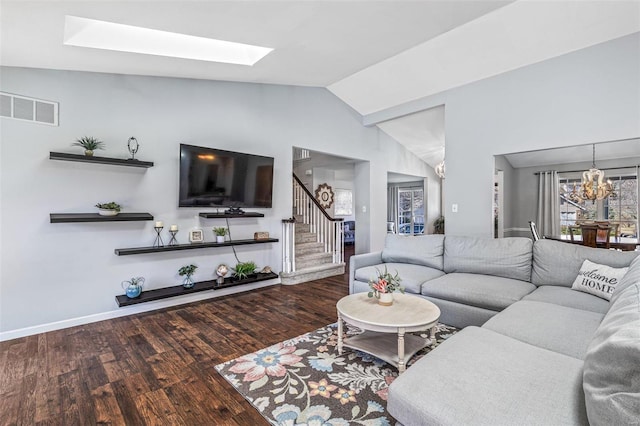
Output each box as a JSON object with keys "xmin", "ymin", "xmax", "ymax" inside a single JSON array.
[
  {"xmin": 334, "ymin": 189, "xmax": 353, "ymax": 216},
  {"xmin": 560, "ymin": 171, "xmax": 638, "ymax": 237}
]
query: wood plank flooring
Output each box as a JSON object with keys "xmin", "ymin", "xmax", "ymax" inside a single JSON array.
[{"xmin": 0, "ymin": 248, "xmax": 353, "ymax": 426}]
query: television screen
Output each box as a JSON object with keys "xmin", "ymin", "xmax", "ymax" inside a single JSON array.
[{"xmin": 179, "ymin": 144, "xmax": 274, "ymax": 208}]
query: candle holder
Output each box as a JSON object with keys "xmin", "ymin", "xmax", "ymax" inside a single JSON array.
[
  {"xmin": 153, "ymin": 226, "xmax": 164, "ymax": 248},
  {"xmin": 168, "ymin": 230, "xmax": 178, "ymax": 246}
]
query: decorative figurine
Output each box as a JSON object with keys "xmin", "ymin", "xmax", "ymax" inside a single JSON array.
[
  {"xmin": 216, "ymin": 264, "xmax": 229, "ymax": 285},
  {"xmin": 127, "ymin": 136, "xmax": 139, "ymax": 160}
]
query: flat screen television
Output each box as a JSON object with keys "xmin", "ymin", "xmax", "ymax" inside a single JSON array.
[{"xmin": 179, "ymin": 144, "xmax": 274, "ymax": 208}]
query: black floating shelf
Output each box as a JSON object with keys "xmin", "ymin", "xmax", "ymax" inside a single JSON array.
[
  {"xmin": 114, "ymin": 238, "xmax": 278, "ymax": 256},
  {"xmin": 50, "ymin": 213, "xmax": 154, "ymax": 223},
  {"xmin": 116, "ymin": 272, "xmax": 279, "ymax": 307},
  {"xmin": 50, "ymin": 152, "xmax": 154, "ymax": 168},
  {"xmin": 199, "ymin": 212, "xmax": 265, "ymax": 218}
]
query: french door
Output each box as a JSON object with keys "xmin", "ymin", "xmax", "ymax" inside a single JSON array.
[{"xmin": 398, "ymin": 188, "xmax": 424, "ymax": 235}]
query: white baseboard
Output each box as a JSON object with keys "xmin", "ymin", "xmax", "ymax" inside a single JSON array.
[{"xmin": 0, "ymin": 278, "xmax": 279, "ymax": 342}]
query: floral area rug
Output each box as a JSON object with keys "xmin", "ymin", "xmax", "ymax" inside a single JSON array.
[{"xmin": 215, "ymin": 322, "xmax": 458, "ymax": 425}]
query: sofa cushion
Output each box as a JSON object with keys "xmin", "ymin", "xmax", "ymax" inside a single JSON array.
[
  {"xmin": 382, "ymin": 234, "xmax": 444, "ymax": 270},
  {"xmin": 583, "ymin": 282, "xmax": 640, "ymax": 425},
  {"xmin": 443, "ymin": 236, "xmax": 532, "ymax": 282},
  {"xmin": 570, "ymin": 259, "xmax": 628, "ymax": 301},
  {"xmin": 421, "ymin": 273, "xmax": 536, "ymax": 311},
  {"xmin": 354, "ymin": 263, "xmax": 444, "ymax": 294},
  {"xmin": 522, "ymin": 285, "xmax": 609, "ymax": 314},
  {"xmin": 531, "ymin": 239, "xmax": 639, "ymax": 287},
  {"xmin": 610, "ymin": 254, "xmax": 640, "ymax": 306},
  {"xmin": 483, "ymin": 300, "xmax": 604, "ymax": 359},
  {"xmin": 388, "ymin": 327, "xmax": 588, "ymax": 426}
]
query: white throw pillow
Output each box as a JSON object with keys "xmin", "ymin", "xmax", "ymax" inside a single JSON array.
[{"xmin": 571, "ymin": 259, "xmax": 629, "ymax": 301}]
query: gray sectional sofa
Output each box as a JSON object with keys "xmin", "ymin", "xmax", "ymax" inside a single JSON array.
[{"xmin": 349, "ymin": 234, "xmax": 640, "ymax": 425}]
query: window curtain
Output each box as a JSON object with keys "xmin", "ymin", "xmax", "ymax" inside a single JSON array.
[
  {"xmin": 387, "ymin": 184, "xmax": 400, "ymax": 231},
  {"xmin": 536, "ymin": 170, "xmax": 560, "ymax": 237}
]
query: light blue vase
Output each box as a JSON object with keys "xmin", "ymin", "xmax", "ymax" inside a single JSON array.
[{"xmin": 122, "ymin": 277, "xmax": 145, "ymax": 298}]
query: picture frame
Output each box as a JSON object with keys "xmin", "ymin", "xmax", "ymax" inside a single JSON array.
[{"xmin": 189, "ymin": 229, "xmax": 204, "ymax": 243}]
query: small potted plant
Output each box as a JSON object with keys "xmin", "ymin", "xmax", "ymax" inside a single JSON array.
[
  {"xmin": 178, "ymin": 264, "xmax": 198, "ymax": 288},
  {"xmin": 368, "ymin": 266, "xmax": 404, "ymax": 306},
  {"xmin": 232, "ymin": 261, "xmax": 257, "ymax": 281},
  {"xmin": 95, "ymin": 201, "xmax": 121, "ymax": 216},
  {"xmin": 73, "ymin": 136, "xmax": 104, "ymax": 156},
  {"xmin": 213, "ymin": 227, "xmax": 228, "ymax": 243}
]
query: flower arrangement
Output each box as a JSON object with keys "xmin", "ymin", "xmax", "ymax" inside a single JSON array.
[{"xmin": 367, "ymin": 266, "xmax": 403, "ymax": 299}]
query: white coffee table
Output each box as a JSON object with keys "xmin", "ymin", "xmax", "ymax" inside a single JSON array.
[{"xmin": 337, "ymin": 293, "xmax": 441, "ymax": 373}]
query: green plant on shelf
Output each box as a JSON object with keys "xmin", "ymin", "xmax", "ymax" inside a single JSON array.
[
  {"xmin": 73, "ymin": 136, "xmax": 104, "ymax": 155},
  {"xmin": 233, "ymin": 261, "xmax": 257, "ymax": 280},
  {"xmin": 213, "ymin": 227, "xmax": 228, "ymax": 236},
  {"xmin": 95, "ymin": 202, "xmax": 121, "ymax": 212},
  {"xmin": 178, "ymin": 264, "xmax": 198, "ymax": 278}
]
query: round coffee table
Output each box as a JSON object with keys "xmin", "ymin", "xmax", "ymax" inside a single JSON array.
[{"xmin": 337, "ymin": 293, "xmax": 441, "ymax": 373}]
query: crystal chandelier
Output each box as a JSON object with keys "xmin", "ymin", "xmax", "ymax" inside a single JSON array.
[{"xmin": 568, "ymin": 144, "xmax": 614, "ymax": 203}]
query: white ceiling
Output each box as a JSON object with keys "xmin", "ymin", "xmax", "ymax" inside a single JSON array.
[
  {"xmin": 2, "ymin": 1, "xmax": 638, "ymax": 170},
  {"xmin": 377, "ymin": 106, "xmax": 445, "ymax": 168},
  {"xmin": 0, "ymin": 0, "xmax": 511, "ymax": 88}
]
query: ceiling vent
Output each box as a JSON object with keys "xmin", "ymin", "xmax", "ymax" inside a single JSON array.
[{"xmin": 0, "ymin": 92, "xmax": 58, "ymax": 126}]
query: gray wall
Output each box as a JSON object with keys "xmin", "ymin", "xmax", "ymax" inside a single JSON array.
[
  {"xmin": 0, "ymin": 67, "xmax": 436, "ymax": 335},
  {"xmin": 369, "ymin": 33, "xmax": 640, "ymax": 237}
]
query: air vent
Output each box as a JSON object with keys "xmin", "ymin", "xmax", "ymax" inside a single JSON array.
[{"xmin": 0, "ymin": 92, "xmax": 58, "ymax": 126}]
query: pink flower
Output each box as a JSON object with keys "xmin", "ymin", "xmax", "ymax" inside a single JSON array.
[{"xmin": 229, "ymin": 343, "xmax": 302, "ymax": 382}]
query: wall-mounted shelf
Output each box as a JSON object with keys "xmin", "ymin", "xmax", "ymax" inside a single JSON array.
[
  {"xmin": 49, "ymin": 152, "xmax": 154, "ymax": 168},
  {"xmin": 115, "ymin": 272, "xmax": 278, "ymax": 307},
  {"xmin": 114, "ymin": 238, "xmax": 278, "ymax": 256},
  {"xmin": 50, "ymin": 213, "xmax": 154, "ymax": 223},
  {"xmin": 199, "ymin": 212, "xmax": 265, "ymax": 218}
]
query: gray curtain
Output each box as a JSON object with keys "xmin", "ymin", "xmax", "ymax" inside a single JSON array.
[
  {"xmin": 387, "ymin": 184, "xmax": 400, "ymax": 229},
  {"xmin": 536, "ymin": 171, "xmax": 560, "ymax": 237}
]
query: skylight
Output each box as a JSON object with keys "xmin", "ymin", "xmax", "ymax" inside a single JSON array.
[{"xmin": 63, "ymin": 16, "xmax": 273, "ymax": 66}]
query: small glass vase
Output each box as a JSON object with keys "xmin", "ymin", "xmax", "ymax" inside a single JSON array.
[
  {"xmin": 183, "ymin": 275, "xmax": 195, "ymax": 289},
  {"xmin": 378, "ymin": 292, "xmax": 394, "ymax": 306}
]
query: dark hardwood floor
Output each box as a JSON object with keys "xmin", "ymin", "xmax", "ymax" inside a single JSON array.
[{"xmin": 0, "ymin": 246, "xmax": 354, "ymax": 426}]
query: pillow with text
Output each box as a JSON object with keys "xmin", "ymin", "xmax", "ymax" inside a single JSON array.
[{"xmin": 571, "ymin": 259, "xmax": 629, "ymax": 301}]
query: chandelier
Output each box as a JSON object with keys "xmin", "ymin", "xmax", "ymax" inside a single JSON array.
[{"xmin": 568, "ymin": 144, "xmax": 615, "ymax": 203}]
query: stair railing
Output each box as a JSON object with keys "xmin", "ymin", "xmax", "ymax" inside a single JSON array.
[{"xmin": 282, "ymin": 174, "xmax": 344, "ymax": 273}]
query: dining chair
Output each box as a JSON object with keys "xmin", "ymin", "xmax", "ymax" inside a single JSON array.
[
  {"xmin": 580, "ymin": 224, "xmax": 611, "ymax": 249},
  {"xmin": 529, "ymin": 221, "xmax": 540, "ymax": 241}
]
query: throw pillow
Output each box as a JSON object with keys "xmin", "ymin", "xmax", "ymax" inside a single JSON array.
[{"xmin": 571, "ymin": 259, "xmax": 628, "ymax": 301}]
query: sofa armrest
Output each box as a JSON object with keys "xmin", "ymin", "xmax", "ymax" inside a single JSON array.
[{"xmin": 349, "ymin": 251, "xmax": 383, "ymax": 294}]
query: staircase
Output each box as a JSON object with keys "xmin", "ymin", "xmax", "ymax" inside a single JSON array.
[{"xmin": 280, "ymin": 176, "xmax": 345, "ymax": 285}]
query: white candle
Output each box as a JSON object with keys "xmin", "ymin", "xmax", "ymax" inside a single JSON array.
[
  {"xmin": 170, "ymin": 224, "xmax": 178, "ymax": 231},
  {"xmin": 155, "ymin": 221, "xmax": 164, "ymax": 228}
]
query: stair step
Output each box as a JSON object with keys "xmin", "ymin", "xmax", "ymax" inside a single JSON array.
[
  {"xmin": 295, "ymin": 223, "xmax": 311, "ymax": 233},
  {"xmin": 295, "ymin": 241, "xmax": 325, "ymax": 256},
  {"xmin": 280, "ymin": 263, "xmax": 345, "ymax": 285},
  {"xmin": 295, "ymin": 233, "xmax": 317, "ymax": 243},
  {"xmin": 296, "ymin": 252, "xmax": 334, "ymax": 269}
]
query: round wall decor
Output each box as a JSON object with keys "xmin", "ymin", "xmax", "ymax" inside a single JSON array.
[{"xmin": 315, "ymin": 183, "xmax": 335, "ymax": 209}]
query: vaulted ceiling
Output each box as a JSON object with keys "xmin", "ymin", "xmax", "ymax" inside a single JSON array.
[{"xmin": 2, "ymin": 1, "xmax": 639, "ymax": 167}]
